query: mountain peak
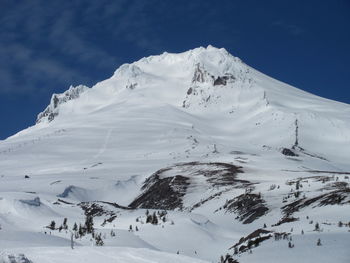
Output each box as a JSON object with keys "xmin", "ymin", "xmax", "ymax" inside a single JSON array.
[
  {"xmin": 35, "ymin": 47, "xmax": 350, "ymax": 128},
  {"xmin": 113, "ymin": 45, "xmax": 240, "ymax": 78}
]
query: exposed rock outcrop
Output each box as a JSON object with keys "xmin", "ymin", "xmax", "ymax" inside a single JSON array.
[
  {"xmin": 129, "ymin": 162, "xmax": 248, "ymax": 211},
  {"xmin": 224, "ymin": 193, "xmax": 269, "ymax": 224},
  {"xmin": 36, "ymin": 85, "xmax": 89, "ymax": 123}
]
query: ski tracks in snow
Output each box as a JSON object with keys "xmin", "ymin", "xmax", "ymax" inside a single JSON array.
[{"xmin": 93, "ymin": 128, "xmax": 114, "ymax": 160}]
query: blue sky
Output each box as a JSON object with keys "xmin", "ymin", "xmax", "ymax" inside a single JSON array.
[{"xmin": 0, "ymin": 0, "xmax": 349, "ymax": 139}]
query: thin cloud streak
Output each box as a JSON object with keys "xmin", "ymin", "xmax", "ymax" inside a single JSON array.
[
  {"xmin": 0, "ymin": 0, "xmax": 242, "ymax": 95},
  {"xmin": 0, "ymin": 1, "xmax": 125, "ymax": 95},
  {"xmin": 272, "ymin": 20, "xmax": 305, "ymax": 36}
]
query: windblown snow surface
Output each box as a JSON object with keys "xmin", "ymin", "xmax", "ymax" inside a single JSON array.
[{"xmin": 0, "ymin": 46, "xmax": 349, "ymax": 263}]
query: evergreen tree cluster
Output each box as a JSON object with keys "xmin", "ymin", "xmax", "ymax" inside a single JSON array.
[
  {"xmin": 95, "ymin": 233, "xmax": 104, "ymax": 246},
  {"xmin": 47, "ymin": 215, "xmax": 97, "ymax": 241},
  {"xmin": 48, "ymin": 218, "xmax": 68, "ymax": 231},
  {"xmin": 145, "ymin": 210, "xmax": 167, "ymax": 225}
]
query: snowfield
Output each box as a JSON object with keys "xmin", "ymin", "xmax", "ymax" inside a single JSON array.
[
  {"xmin": 0, "ymin": 247, "xmax": 209, "ymax": 263},
  {"xmin": 0, "ymin": 46, "xmax": 349, "ymax": 262}
]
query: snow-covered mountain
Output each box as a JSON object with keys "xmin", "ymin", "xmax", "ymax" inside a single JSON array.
[{"xmin": 0, "ymin": 46, "xmax": 349, "ymax": 263}]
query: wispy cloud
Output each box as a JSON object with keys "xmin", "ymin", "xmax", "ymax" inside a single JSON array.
[
  {"xmin": 0, "ymin": 0, "xmax": 239, "ymax": 96},
  {"xmin": 0, "ymin": 1, "xmax": 128, "ymax": 95},
  {"xmin": 105, "ymin": 1, "xmax": 164, "ymax": 51},
  {"xmin": 272, "ymin": 20, "xmax": 304, "ymax": 36}
]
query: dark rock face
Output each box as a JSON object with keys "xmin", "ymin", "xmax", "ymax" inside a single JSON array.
[
  {"xmin": 36, "ymin": 85, "xmax": 89, "ymax": 123},
  {"xmin": 57, "ymin": 185, "xmax": 79, "ymax": 198},
  {"xmin": 129, "ymin": 174, "xmax": 190, "ymax": 210},
  {"xmin": 53, "ymin": 95, "xmax": 59, "ymax": 108},
  {"xmin": 214, "ymin": 74, "xmax": 235, "ymax": 86},
  {"xmin": 79, "ymin": 201, "xmax": 129, "ymax": 219},
  {"xmin": 224, "ymin": 193, "xmax": 268, "ymax": 224},
  {"xmin": 272, "ymin": 216, "xmax": 299, "ymax": 226},
  {"xmin": 126, "ymin": 83, "xmax": 137, "ymax": 90},
  {"xmin": 282, "ymin": 188, "xmax": 350, "ymax": 216},
  {"xmin": 192, "ymin": 63, "xmax": 208, "ymax": 83},
  {"xmin": 191, "ymin": 162, "xmax": 244, "ymax": 186},
  {"xmin": 214, "ymin": 76, "xmax": 227, "ymax": 86},
  {"xmin": 19, "ymin": 197, "xmax": 41, "ymax": 206},
  {"xmin": 47, "ymin": 112, "xmax": 58, "ymax": 122},
  {"xmin": 80, "ymin": 202, "xmax": 114, "ymax": 217},
  {"xmin": 129, "ymin": 162, "xmax": 247, "ymax": 211},
  {"xmin": 230, "ymin": 228, "xmax": 273, "ymax": 255},
  {"xmin": 5, "ymin": 254, "xmax": 33, "ymax": 263},
  {"xmin": 281, "ymin": 148, "xmax": 299, "ymax": 157}
]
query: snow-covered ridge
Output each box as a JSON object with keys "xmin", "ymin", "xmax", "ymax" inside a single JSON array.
[
  {"xmin": 32, "ymin": 45, "xmax": 350, "ymax": 164},
  {"xmin": 36, "ymin": 85, "xmax": 89, "ymax": 123},
  {"xmin": 37, "ymin": 45, "xmax": 350, "ymax": 121}
]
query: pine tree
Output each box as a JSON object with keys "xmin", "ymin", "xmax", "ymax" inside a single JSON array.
[
  {"xmin": 247, "ymin": 240, "xmax": 253, "ymax": 249},
  {"xmin": 95, "ymin": 233, "xmax": 104, "ymax": 246},
  {"xmin": 314, "ymin": 222, "xmax": 320, "ymax": 231},
  {"xmin": 49, "ymin": 220, "xmax": 56, "ymax": 230},
  {"xmin": 78, "ymin": 223, "xmax": 84, "ymax": 237},
  {"xmin": 63, "ymin": 218, "xmax": 68, "ymax": 229},
  {"xmin": 73, "ymin": 222, "xmax": 78, "ymax": 231},
  {"xmin": 152, "ymin": 212, "xmax": 158, "ymax": 225},
  {"xmin": 146, "ymin": 215, "xmax": 153, "ymax": 224},
  {"xmin": 317, "ymin": 238, "xmax": 322, "ymax": 246},
  {"xmin": 85, "ymin": 215, "xmax": 94, "ymax": 234}
]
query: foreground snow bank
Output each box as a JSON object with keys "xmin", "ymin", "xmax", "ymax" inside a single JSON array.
[{"xmin": 1, "ymin": 247, "xmax": 209, "ymax": 263}]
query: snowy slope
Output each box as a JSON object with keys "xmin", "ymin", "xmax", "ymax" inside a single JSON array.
[
  {"xmin": 0, "ymin": 247, "xmax": 208, "ymax": 263},
  {"xmin": 0, "ymin": 46, "xmax": 349, "ymax": 263}
]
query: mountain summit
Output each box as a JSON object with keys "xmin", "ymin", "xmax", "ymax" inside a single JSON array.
[
  {"xmin": 34, "ymin": 45, "xmax": 350, "ymax": 163},
  {"xmin": 1, "ymin": 46, "xmax": 349, "ymax": 263}
]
